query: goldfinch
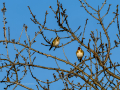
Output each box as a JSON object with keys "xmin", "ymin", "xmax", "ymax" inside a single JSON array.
[
  {"xmin": 76, "ymin": 47, "xmax": 84, "ymax": 62},
  {"xmin": 49, "ymin": 36, "xmax": 60, "ymax": 51}
]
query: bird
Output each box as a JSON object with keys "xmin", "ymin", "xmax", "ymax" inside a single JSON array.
[
  {"xmin": 76, "ymin": 47, "xmax": 84, "ymax": 62},
  {"xmin": 49, "ymin": 36, "xmax": 60, "ymax": 51}
]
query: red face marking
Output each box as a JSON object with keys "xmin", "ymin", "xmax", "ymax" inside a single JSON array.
[{"xmin": 78, "ymin": 47, "xmax": 80, "ymax": 50}]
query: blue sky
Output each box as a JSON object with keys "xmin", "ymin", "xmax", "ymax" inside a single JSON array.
[{"xmin": 0, "ymin": 0, "xmax": 120, "ymax": 90}]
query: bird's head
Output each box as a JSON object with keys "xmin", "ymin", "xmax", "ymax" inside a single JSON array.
[
  {"xmin": 78, "ymin": 47, "xmax": 81, "ymax": 50},
  {"xmin": 57, "ymin": 36, "xmax": 60, "ymax": 39}
]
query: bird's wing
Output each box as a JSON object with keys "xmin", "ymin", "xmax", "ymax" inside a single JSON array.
[
  {"xmin": 52, "ymin": 38, "xmax": 56, "ymax": 45},
  {"xmin": 83, "ymin": 50, "xmax": 84, "ymax": 56},
  {"xmin": 76, "ymin": 50, "xmax": 78, "ymax": 55}
]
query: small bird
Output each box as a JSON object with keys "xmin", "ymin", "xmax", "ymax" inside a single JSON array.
[
  {"xmin": 76, "ymin": 47, "xmax": 84, "ymax": 62},
  {"xmin": 49, "ymin": 36, "xmax": 60, "ymax": 51}
]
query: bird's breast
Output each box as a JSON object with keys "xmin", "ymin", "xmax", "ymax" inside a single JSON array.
[
  {"xmin": 53, "ymin": 40, "xmax": 59, "ymax": 46},
  {"xmin": 76, "ymin": 51, "xmax": 83, "ymax": 58}
]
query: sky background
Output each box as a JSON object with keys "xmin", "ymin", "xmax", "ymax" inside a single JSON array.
[{"xmin": 0, "ymin": 0, "xmax": 120, "ymax": 90}]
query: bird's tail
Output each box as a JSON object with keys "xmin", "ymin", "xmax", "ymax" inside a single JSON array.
[
  {"xmin": 49, "ymin": 46, "xmax": 52, "ymax": 51},
  {"xmin": 78, "ymin": 59, "xmax": 81, "ymax": 62}
]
